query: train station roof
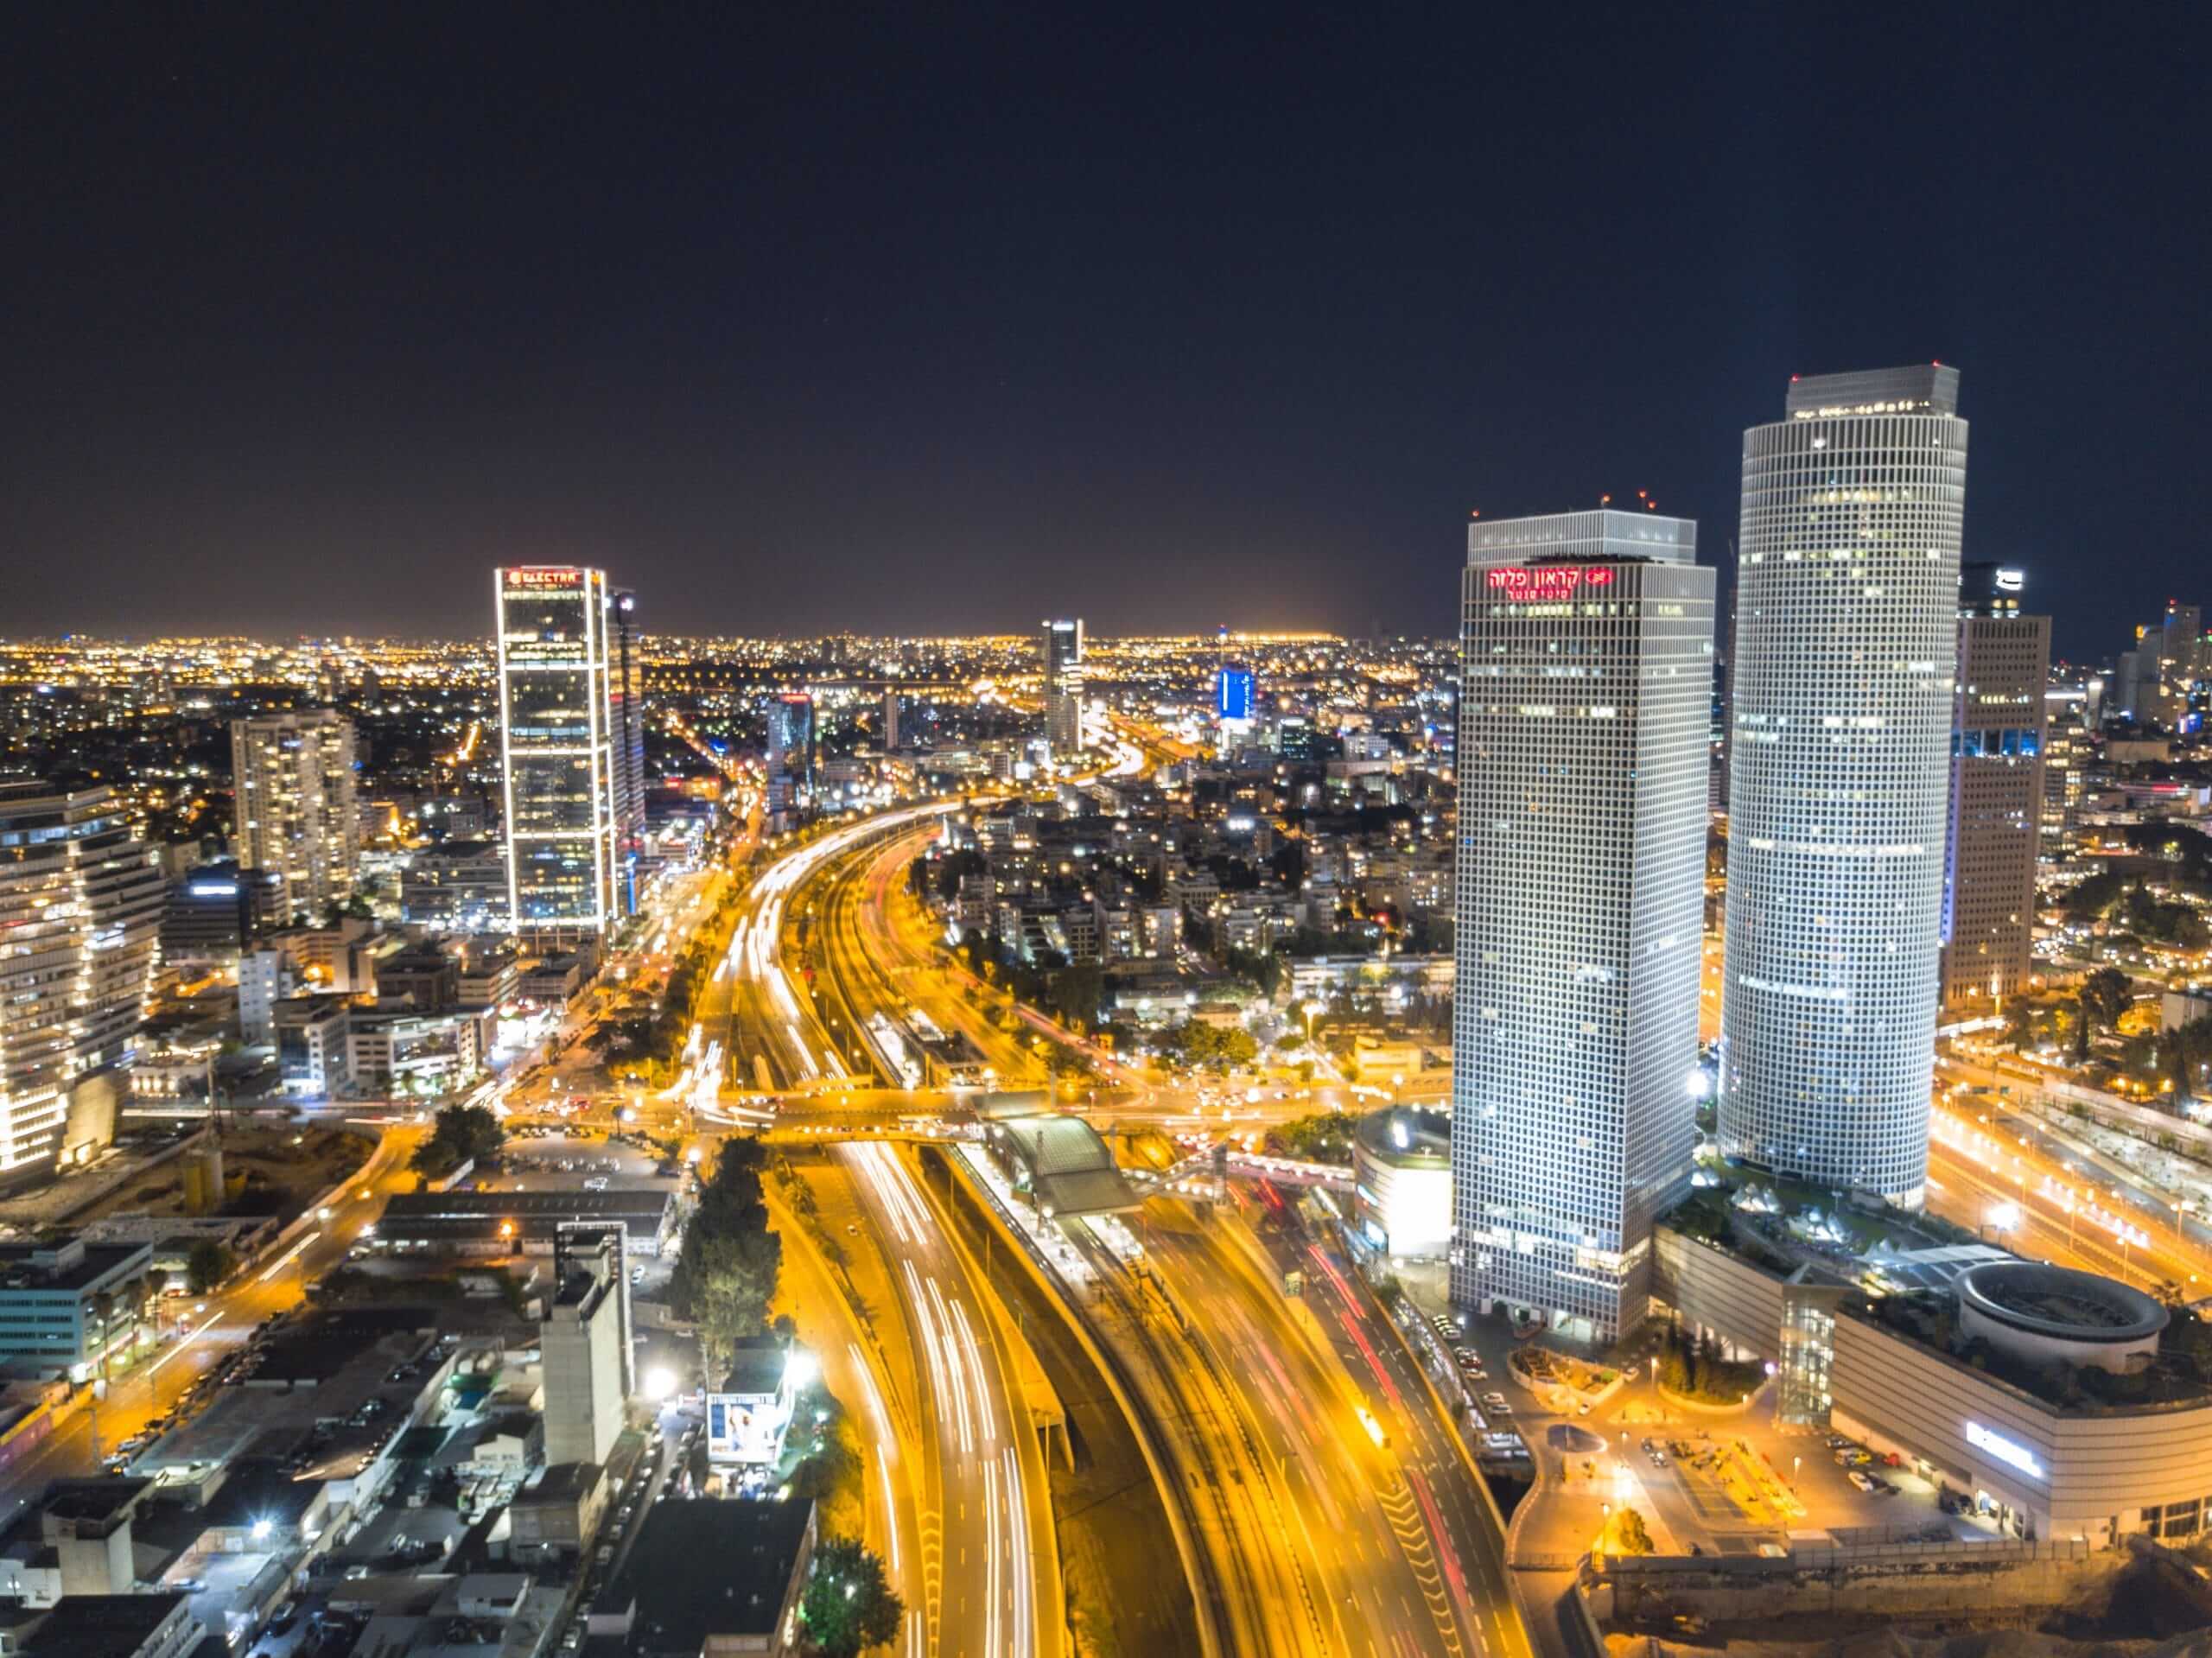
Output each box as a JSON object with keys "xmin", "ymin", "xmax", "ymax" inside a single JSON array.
[{"xmin": 986, "ymin": 1114, "xmax": 1140, "ymax": 1217}]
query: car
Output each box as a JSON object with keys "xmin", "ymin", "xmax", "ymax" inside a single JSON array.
[
  {"xmin": 1847, "ymin": 1470, "xmax": 1875, "ymax": 1492},
  {"xmin": 1648, "ymin": 1450, "xmax": 1668, "ymax": 1469},
  {"xmin": 1483, "ymin": 1392, "xmax": 1509, "ymax": 1409},
  {"xmin": 173, "ymin": 1579, "xmax": 207, "ymax": 1594}
]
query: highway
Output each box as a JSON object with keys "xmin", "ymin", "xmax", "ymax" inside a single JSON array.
[
  {"xmin": 842, "ymin": 1140, "xmax": 1055, "ymax": 1658},
  {"xmin": 699, "ymin": 809, "xmax": 1055, "ymax": 1657},
  {"xmin": 790, "ymin": 813, "xmax": 1529, "ymax": 1658},
  {"xmin": 1125, "ymin": 1192, "xmax": 1514, "ymax": 1658}
]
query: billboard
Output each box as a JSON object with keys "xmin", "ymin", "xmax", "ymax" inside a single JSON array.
[{"xmin": 706, "ymin": 1386, "xmax": 791, "ymax": 1467}]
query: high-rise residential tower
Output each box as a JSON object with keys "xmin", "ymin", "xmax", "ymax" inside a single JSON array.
[
  {"xmin": 230, "ymin": 708, "xmax": 359, "ymax": 924},
  {"xmin": 0, "ymin": 784, "xmax": 163, "ymax": 1183},
  {"xmin": 1041, "ymin": 619, "xmax": 1084, "ymax": 757},
  {"xmin": 1941, "ymin": 563, "xmax": 2050, "ymax": 1005},
  {"xmin": 1450, "ymin": 510, "xmax": 1714, "ymax": 1341},
  {"xmin": 1719, "ymin": 365, "xmax": 1968, "ymax": 1207},
  {"xmin": 496, "ymin": 567, "xmax": 620, "ymax": 942}
]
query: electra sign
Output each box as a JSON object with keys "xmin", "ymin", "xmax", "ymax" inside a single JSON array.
[
  {"xmin": 1485, "ymin": 567, "xmax": 1616, "ymax": 599},
  {"xmin": 1966, "ymin": 1420, "xmax": 2044, "ymax": 1480},
  {"xmin": 504, "ymin": 568, "xmax": 584, "ymax": 590}
]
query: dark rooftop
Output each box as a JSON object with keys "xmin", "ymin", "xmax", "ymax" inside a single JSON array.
[
  {"xmin": 1844, "ymin": 1293, "xmax": 2212, "ymax": 1415},
  {"xmin": 17, "ymin": 1591, "xmax": 187, "ymax": 1658},
  {"xmin": 516, "ymin": 1460, "xmax": 602, "ymax": 1507},
  {"xmin": 0, "ymin": 1241, "xmax": 150, "ymax": 1293},
  {"xmin": 384, "ymin": 1190, "xmax": 671, "ymax": 1223},
  {"xmin": 609, "ymin": 1499, "xmax": 813, "ymax": 1649},
  {"xmin": 38, "ymin": 1477, "xmax": 151, "ymax": 1528},
  {"xmin": 253, "ymin": 1308, "xmax": 437, "ymax": 1384}
]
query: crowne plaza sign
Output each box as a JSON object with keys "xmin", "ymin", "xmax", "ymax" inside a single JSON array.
[{"xmin": 1485, "ymin": 566, "xmax": 1616, "ymax": 599}]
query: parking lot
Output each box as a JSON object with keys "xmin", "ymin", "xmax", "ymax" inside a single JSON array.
[
  {"xmin": 481, "ymin": 1129, "xmax": 677, "ymax": 1192},
  {"xmin": 1404, "ymin": 1294, "xmax": 1996, "ymax": 1558}
]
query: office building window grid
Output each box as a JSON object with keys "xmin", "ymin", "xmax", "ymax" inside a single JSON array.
[
  {"xmin": 1719, "ymin": 372, "xmax": 1967, "ymax": 1206},
  {"xmin": 1451, "ymin": 517, "xmax": 1712, "ymax": 1342}
]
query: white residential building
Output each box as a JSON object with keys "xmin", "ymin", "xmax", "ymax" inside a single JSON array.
[
  {"xmin": 0, "ymin": 785, "xmax": 162, "ymax": 1182},
  {"xmin": 230, "ymin": 709, "xmax": 359, "ymax": 924}
]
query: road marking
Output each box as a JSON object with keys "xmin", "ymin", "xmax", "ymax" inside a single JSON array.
[{"xmin": 256, "ymin": 1230, "xmax": 321, "ymax": 1283}]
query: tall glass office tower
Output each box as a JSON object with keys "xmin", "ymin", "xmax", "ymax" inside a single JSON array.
[
  {"xmin": 1041, "ymin": 619, "xmax": 1084, "ymax": 757},
  {"xmin": 1451, "ymin": 510, "xmax": 1714, "ymax": 1341},
  {"xmin": 497, "ymin": 567, "xmax": 619, "ymax": 940},
  {"xmin": 1719, "ymin": 366, "xmax": 1967, "ymax": 1207}
]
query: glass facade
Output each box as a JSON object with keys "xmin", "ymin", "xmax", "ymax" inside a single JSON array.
[{"xmin": 497, "ymin": 568, "xmax": 617, "ymax": 936}]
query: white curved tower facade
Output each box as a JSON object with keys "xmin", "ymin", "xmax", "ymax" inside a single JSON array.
[{"xmin": 1719, "ymin": 365, "xmax": 1967, "ymax": 1207}]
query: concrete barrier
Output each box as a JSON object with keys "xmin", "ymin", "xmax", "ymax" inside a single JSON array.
[{"xmin": 1592, "ymin": 1538, "xmax": 2099, "ymax": 1624}]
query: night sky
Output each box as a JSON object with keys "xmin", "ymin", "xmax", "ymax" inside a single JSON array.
[{"xmin": 5, "ymin": 7, "xmax": 2206, "ymax": 655}]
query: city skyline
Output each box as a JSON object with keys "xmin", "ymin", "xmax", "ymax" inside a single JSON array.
[{"xmin": 4, "ymin": 14, "xmax": 2212, "ymax": 1655}]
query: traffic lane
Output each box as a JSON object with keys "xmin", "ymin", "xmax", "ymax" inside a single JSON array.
[
  {"xmin": 1926, "ymin": 1136, "xmax": 2189, "ymax": 1292},
  {"xmin": 1140, "ymin": 1213, "xmax": 1471, "ymax": 1658},
  {"xmin": 763, "ymin": 1168, "xmax": 925, "ymax": 1658},
  {"xmin": 1937, "ymin": 1090, "xmax": 2212, "ymax": 1271},
  {"xmin": 1274, "ymin": 1225, "xmax": 1530, "ymax": 1658},
  {"xmin": 841, "ymin": 1141, "xmax": 1038, "ymax": 1658}
]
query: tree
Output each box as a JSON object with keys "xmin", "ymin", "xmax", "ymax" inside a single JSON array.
[
  {"xmin": 2075, "ymin": 967, "xmax": 2133, "ymax": 1062},
  {"xmin": 186, "ymin": 1239, "xmax": 236, "ymax": 1294},
  {"xmin": 671, "ymin": 1138, "xmax": 783, "ymax": 1373},
  {"xmin": 1602, "ymin": 1506, "xmax": 1656, "ymax": 1557},
  {"xmin": 410, "ymin": 1103, "xmax": 506, "ymax": 1178},
  {"xmin": 2157, "ymin": 1013, "xmax": 2212, "ymax": 1102},
  {"xmin": 798, "ymin": 1537, "xmax": 904, "ymax": 1657},
  {"xmin": 1046, "ymin": 963, "xmax": 1103, "ymax": 1029}
]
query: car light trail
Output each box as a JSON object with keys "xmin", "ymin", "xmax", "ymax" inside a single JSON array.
[{"xmin": 147, "ymin": 1316, "xmax": 224, "ymax": 1376}]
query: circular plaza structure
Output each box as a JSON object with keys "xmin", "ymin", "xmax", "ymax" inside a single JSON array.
[{"xmin": 1955, "ymin": 1261, "xmax": 2168, "ymax": 1375}]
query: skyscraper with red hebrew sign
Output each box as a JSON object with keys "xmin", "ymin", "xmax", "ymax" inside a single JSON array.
[{"xmin": 1450, "ymin": 510, "xmax": 1715, "ymax": 1341}]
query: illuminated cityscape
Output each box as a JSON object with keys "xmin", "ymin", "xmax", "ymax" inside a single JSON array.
[{"xmin": 3, "ymin": 14, "xmax": 2212, "ymax": 1658}]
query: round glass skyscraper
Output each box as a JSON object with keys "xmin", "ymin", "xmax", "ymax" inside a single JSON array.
[{"xmin": 1718, "ymin": 365, "xmax": 1967, "ymax": 1207}]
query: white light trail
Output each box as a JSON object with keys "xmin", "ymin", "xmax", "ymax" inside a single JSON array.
[{"xmin": 147, "ymin": 1316, "xmax": 224, "ymax": 1376}]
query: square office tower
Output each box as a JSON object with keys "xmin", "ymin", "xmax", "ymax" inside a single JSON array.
[{"xmin": 1452, "ymin": 510, "xmax": 1714, "ymax": 1342}]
